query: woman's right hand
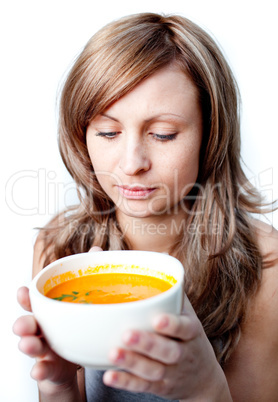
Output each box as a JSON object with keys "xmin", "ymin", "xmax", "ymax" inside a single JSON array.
[
  {"xmin": 13, "ymin": 286, "xmax": 80, "ymax": 398},
  {"xmin": 13, "ymin": 247, "xmax": 102, "ymax": 399}
]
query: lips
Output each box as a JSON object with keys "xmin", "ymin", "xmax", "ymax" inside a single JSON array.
[{"xmin": 117, "ymin": 185, "xmax": 156, "ymax": 199}]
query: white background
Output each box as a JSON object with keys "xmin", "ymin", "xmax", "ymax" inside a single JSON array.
[{"xmin": 1, "ymin": 0, "xmax": 277, "ymax": 400}]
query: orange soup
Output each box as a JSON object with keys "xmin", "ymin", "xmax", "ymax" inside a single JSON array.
[{"xmin": 45, "ymin": 273, "xmax": 173, "ymax": 304}]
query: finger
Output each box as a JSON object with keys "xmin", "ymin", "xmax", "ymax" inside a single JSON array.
[
  {"xmin": 18, "ymin": 336, "xmax": 49, "ymax": 358},
  {"xmin": 108, "ymin": 347, "xmax": 166, "ymax": 381},
  {"xmin": 89, "ymin": 246, "xmax": 103, "ymax": 252},
  {"xmin": 17, "ymin": 286, "xmax": 32, "ymax": 312},
  {"xmin": 122, "ymin": 329, "xmax": 182, "ymax": 364},
  {"xmin": 152, "ymin": 313, "xmax": 201, "ymax": 342},
  {"xmin": 31, "ymin": 355, "xmax": 78, "ymax": 384},
  {"xmin": 31, "ymin": 360, "xmax": 68, "ymax": 382},
  {"xmin": 103, "ymin": 369, "xmax": 165, "ymax": 395},
  {"xmin": 31, "ymin": 360, "xmax": 55, "ymax": 382},
  {"xmin": 13, "ymin": 315, "xmax": 40, "ymax": 337}
]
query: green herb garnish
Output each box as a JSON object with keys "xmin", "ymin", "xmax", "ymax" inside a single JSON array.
[{"xmin": 52, "ymin": 291, "xmax": 79, "ymax": 302}]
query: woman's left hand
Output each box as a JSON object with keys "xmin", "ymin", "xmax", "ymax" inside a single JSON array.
[{"xmin": 103, "ymin": 295, "xmax": 231, "ymax": 401}]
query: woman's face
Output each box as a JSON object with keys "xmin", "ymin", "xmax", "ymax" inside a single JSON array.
[{"xmin": 86, "ymin": 64, "xmax": 203, "ymax": 220}]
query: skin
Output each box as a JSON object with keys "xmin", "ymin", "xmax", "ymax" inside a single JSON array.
[
  {"xmin": 13, "ymin": 65, "xmax": 278, "ymax": 401},
  {"xmin": 86, "ymin": 64, "xmax": 202, "ymax": 222},
  {"xmin": 86, "ymin": 64, "xmax": 203, "ymax": 254}
]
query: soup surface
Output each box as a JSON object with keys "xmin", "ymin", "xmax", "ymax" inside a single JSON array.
[{"xmin": 45, "ymin": 273, "xmax": 173, "ymax": 304}]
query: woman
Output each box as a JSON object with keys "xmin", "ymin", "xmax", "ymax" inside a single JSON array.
[{"xmin": 13, "ymin": 13, "xmax": 278, "ymax": 401}]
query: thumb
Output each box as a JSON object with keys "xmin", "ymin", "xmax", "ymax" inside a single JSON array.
[{"xmin": 17, "ymin": 286, "xmax": 33, "ymax": 312}]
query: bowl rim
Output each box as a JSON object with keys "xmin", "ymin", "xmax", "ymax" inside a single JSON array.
[{"xmin": 29, "ymin": 250, "xmax": 184, "ymax": 309}]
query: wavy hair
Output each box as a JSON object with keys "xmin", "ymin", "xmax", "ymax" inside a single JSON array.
[{"xmin": 41, "ymin": 13, "xmax": 269, "ymax": 364}]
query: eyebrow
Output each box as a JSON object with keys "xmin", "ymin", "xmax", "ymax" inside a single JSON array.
[
  {"xmin": 100, "ymin": 113, "xmax": 119, "ymax": 122},
  {"xmin": 100, "ymin": 112, "xmax": 187, "ymax": 123}
]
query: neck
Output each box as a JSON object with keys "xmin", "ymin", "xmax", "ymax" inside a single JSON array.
[{"xmin": 116, "ymin": 209, "xmax": 188, "ymax": 254}]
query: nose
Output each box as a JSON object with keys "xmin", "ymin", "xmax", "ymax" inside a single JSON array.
[{"xmin": 119, "ymin": 136, "xmax": 151, "ymax": 176}]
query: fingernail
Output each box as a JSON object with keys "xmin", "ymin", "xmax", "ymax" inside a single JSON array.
[
  {"xmin": 110, "ymin": 348, "xmax": 125, "ymax": 363},
  {"xmin": 123, "ymin": 330, "xmax": 139, "ymax": 345},
  {"xmin": 103, "ymin": 370, "xmax": 118, "ymax": 385},
  {"xmin": 154, "ymin": 315, "xmax": 169, "ymax": 329}
]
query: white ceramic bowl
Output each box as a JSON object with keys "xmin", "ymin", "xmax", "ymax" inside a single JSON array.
[{"xmin": 29, "ymin": 250, "xmax": 184, "ymax": 369}]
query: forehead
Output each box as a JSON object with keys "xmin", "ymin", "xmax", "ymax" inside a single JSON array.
[{"xmin": 101, "ymin": 64, "xmax": 201, "ymax": 123}]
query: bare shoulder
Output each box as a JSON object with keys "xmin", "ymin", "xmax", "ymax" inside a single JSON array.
[
  {"xmin": 32, "ymin": 231, "xmax": 46, "ymax": 277},
  {"xmin": 224, "ymin": 219, "xmax": 278, "ymax": 401},
  {"xmin": 32, "ymin": 212, "xmax": 66, "ymax": 278},
  {"xmin": 248, "ymin": 220, "xmax": 278, "ymax": 342},
  {"xmin": 252, "ymin": 218, "xmax": 278, "ymax": 263},
  {"xmin": 250, "ymin": 219, "xmax": 278, "ymax": 308}
]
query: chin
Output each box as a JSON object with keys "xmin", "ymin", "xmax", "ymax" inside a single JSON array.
[
  {"xmin": 117, "ymin": 205, "xmax": 172, "ymax": 219},
  {"xmin": 118, "ymin": 209, "xmax": 153, "ymax": 219},
  {"xmin": 114, "ymin": 197, "xmax": 176, "ymax": 219}
]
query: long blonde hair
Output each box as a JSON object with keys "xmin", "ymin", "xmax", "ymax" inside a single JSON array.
[{"xmin": 42, "ymin": 13, "xmax": 268, "ymax": 364}]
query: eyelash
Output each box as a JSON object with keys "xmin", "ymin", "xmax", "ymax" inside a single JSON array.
[
  {"xmin": 96, "ymin": 132, "xmax": 118, "ymax": 139},
  {"xmin": 95, "ymin": 132, "xmax": 177, "ymax": 142},
  {"xmin": 152, "ymin": 133, "xmax": 177, "ymax": 141}
]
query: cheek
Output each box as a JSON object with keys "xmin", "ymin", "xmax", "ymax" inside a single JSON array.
[
  {"xmin": 174, "ymin": 144, "xmax": 200, "ymax": 175},
  {"xmin": 172, "ymin": 148, "xmax": 201, "ymax": 195},
  {"xmin": 87, "ymin": 139, "xmax": 117, "ymax": 172},
  {"xmin": 87, "ymin": 145, "xmax": 105, "ymax": 172},
  {"xmin": 87, "ymin": 135, "xmax": 103, "ymax": 167},
  {"xmin": 87, "ymin": 147, "xmax": 109, "ymax": 190}
]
